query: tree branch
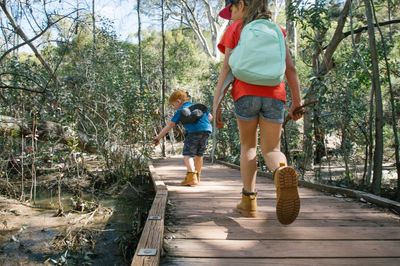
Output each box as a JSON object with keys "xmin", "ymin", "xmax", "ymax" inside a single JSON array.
[
  {"xmin": 0, "ymin": 2, "xmax": 63, "ymax": 83},
  {"xmin": 320, "ymin": 0, "xmax": 351, "ymax": 75},
  {"xmin": 0, "ymin": 71, "xmax": 47, "ymax": 92},
  {"xmin": 342, "ymin": 19, "xmax": 400, "ymax": 39},
  {"xmin": 0, "ymin": 85, "xmax": 45, "ymax": 93},
  {"xmin": 0, "ymin": 9, "xmax": 80, "ymax": 63}
]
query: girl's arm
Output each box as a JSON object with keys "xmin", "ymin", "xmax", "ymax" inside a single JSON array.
[
  {"xmin": 153, "ymin": 121, "xmax": 176, "ymax": 145},
  {"xmin": 208, "ymin": 113, "xmax": 213, "ymax": 121},
  {"xmin": 213, "ymin": 47, "xmax": 232, "ymax": 115},
  {"xmin": 284, "ymin": 45, "xmax": 303, "ymax": 121}
]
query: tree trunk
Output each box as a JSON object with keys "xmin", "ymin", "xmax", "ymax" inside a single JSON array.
[
  {"xmin": 371, "ymin": 0, "xmax": 400, "ymax": 199},
  {"xmin": 364, "ymin": 0, "xmax": 383, "ymax": 195},
  {"xmin": 285, "ymin": 0, "xmax": 297, "ymax": 60},
  {"xmin": 137, "ymin": 0, "xmax": 144, "ymax": 92},
  {"xmin": 366, "ymin": 86, "xmax": 374, "ymax": 185},
  {"xmin": 161, "ymin": 0, "xmax": 166, "ymax": 157}
]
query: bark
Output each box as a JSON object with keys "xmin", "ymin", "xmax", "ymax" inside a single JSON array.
[
  {"xmin": 161, "ymin": 0, "xmax": 166, "ymax": 157},
  {"xmin": 285, "ymin": 0, "xmax": 296, "ymax": 59},
  {"xmin": 371, "ymin": 1, "xmax": 400, "ymax": 199},
  {"xmin": 137, "ymin": 0, "xmax": 144, "ymax": 92},
  {"xmin": 364, "ymin": 0, "xmax": 383, "ymax": 195}
]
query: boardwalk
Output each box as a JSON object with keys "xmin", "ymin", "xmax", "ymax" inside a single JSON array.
[{"xmin": 154, "ymin": 157, "xmax": 400, "ymax": 266}]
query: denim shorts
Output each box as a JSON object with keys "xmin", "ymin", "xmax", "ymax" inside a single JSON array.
[
  {"xmin": 234, "ymin": 96, "xmax": 284, "ymax": 123},
  {"xmin": 183, "ymin": 132, "xmax": 210, "ymax": 157}
]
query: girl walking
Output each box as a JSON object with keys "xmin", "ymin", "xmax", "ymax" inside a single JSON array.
[{"xmin": 214, "ymin": 0, "xmax": 303, "ymax": 225}]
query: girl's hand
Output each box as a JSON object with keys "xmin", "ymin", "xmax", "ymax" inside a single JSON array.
[
  {"xmin": 215, "ymin": 106, "xmax": 224, "ymax": 128},
  {"xmin": 288, "ymin": 102, "xmax": 304, "ymax": 121}
]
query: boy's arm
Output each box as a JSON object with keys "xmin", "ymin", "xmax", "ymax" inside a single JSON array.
[{"xmin": 153, "ymin": 121, "xmax": 176, "ymax": 145}]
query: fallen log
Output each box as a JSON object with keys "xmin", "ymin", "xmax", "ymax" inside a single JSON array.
[{"xmin": 0, "ymin": 115, "xmax": 96, "ymax": 153}]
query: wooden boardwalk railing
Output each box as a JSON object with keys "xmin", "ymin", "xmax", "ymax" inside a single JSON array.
[
  {"xmin": 136, "ymin": 157, "xmax": 400, "ymax": 266},
  {"xmin": 131, "ymin": 163, "xmax": 168, "ymax": 266}
]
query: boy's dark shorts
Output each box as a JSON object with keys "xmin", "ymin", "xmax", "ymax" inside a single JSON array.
[{"xmin": 183, "ymin": 132, "xmax": 210, "ymax": 157}]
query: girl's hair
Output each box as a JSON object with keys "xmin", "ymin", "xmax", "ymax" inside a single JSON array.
[
  {"xmin": 168, "ymin": 90, "xmax": 190, "ymax": 104},
  {"xmin": 235, "ymin": 0, "xmax": 272, "ymax": 26}
]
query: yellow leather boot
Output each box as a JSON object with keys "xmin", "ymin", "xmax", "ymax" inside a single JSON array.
[
  {"xmin": 235, "ymin": 189, "xmax": 257, "ymax": 218},
  {"xmin": 181, "ymin": 171, "xmax": 199, "ymax": 186},
  {"xmin": 274, "ymin": 163, "xmax": 300, "ymax": 225}
]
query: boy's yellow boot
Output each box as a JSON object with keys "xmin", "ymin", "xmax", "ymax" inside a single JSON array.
[
  {"xmin": 274, "ymin": 163, "xmax": 300, "ymax": 225},
  {"xmin": 235, "ymin": 189, "xmax": 257, "ymax": 218},
  {"xmin": 181, "ymin": 171, "xmax": 199, "ymax": 186}
]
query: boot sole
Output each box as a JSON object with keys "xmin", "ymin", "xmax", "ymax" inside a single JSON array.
[
  {"xmin": 276, "ymin": 167, "xmax": 300, "ymax": 225},
  {"xmin": 235, "ymin": 207, "xmax": 257, "ymax": 218},
  {"xmin": 182, "ymin": 183, "xmax": 198, "ymax": 187},
  {"xmin": 181, "ymin": 181, "xmax": 199, "ymax": 186}
]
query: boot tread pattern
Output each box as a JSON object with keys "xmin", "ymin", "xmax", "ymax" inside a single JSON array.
[{"xmin": 276, "ymin": 167, "xmax": 300, "ymax": 225}]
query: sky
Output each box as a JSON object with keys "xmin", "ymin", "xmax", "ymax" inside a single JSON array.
[
  {"xmin": 97, "ymin": 0, "xmax": 137, "ymax": 37},
  {"xmin": 93, "ymin": 0, "xmax": 152, "ymax": 42},
  {"xmin": 18, "ymin": 0, "xmax": 156, "ymax": 43}
]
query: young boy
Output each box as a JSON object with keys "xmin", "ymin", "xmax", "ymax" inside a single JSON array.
[{"xmin": 153, "ymin": 90, "xmax": 212, "ymax": 186}]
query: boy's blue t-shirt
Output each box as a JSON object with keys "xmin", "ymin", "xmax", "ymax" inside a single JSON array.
[{"xmin": 171, "ymin": 102, "xmax": 212, "ymax": 134}]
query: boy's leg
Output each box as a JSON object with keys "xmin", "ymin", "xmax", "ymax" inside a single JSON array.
[
  {"xmin": 181, "ymin": 134, "xmax": 199, "ymax": 186},
  {"xmin": 182, "ymin": 156, "xmax": 198, "ymax": 186},
  {"xmin": 194, "ymin": 156, "xmax": 203, "ymax": 181},
  {"xmin": 183, "ymin": 156, "xmax": 196, "ymax": 172},
  {"xmin": 194, "ymin": 132, "xmax": 211, "ymax": 181},
  {"xmin": 194, "ymin": 156, "xmax": 203, "ymax": 171}
]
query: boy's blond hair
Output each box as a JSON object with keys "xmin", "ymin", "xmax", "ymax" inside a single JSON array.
[{"xmin": 169, "ymin": 90, "xmax": 190, "ymax": 104}]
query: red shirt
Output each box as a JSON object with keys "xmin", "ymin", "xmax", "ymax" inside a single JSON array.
[{"xmin": 218, "ymin": 20, "xmax": 287, "ymax": 102}]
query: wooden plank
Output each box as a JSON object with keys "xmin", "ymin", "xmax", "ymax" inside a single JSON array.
[
  {"xmin": 167, "ymin": 193, "xmax": 331, "ymax": 199},
  {"xmin": 169, "ymin": 216, "xmax": 398, "ymax": 227},
  {"xmin": 215, "ymin": 159, "xmax": 400, "ymax": 213},
  {"xmin": 168, "ymin": 197, "xmax": 380, "ymax": 207},
  {"xmin": 170, "ymin": 209, "xmax": 392, "ymax": 219},
  {"xmin": 165, "ymin": 226, "xmax": 400, "ymax": 240},
  {"xmin": 170, "ymin": 204, "xmax": 385, "ymax": 213},
  {"xmin": 164, "ymin": 239, "xmax": 400, "ymax": 258},
  {"xmin": 131, "ymin": 163, "xmax": 168, "ymax": 266},
  {"xmin": 152, "ymin": 157, "xmax": 400, "ymax": 265},
  {"xmin": 161, "ymin": 258, "xmax": 400, "ymax": 266}
]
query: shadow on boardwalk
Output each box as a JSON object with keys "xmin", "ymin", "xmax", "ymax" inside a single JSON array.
[{"xmin": 153, "ymin": 156, "xmax": 400, "ymax": 266}]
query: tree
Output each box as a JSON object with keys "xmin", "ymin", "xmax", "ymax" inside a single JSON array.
[
  {"xmin": 142, "ymin": 0, "xmax": 228, "ymax": 60},
  {"xmin": 137, "ymin": 0, "xmax": 144, "ymax": 92}
]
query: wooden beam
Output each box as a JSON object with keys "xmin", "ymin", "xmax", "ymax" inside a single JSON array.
[{"xmin": 131, "ymin": 162, "xmax": 168, "ymax": 266}]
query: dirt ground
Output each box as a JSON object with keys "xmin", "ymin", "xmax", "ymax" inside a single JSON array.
[{"xmin": 0, "ymin": 155, "xmax": 154, "ymax": 266}]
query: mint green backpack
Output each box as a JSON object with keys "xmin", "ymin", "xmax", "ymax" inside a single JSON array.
[{"xmin": 228, "ymin": 19, "xmax": 286, "ymax": 86}]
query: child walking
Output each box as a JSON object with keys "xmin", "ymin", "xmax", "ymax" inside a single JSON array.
[
  {"xmin": 153, "ymin": 90, "xmax": 212, "ymax": 186},
  {"xmin": 214, "ymin": 0, "xmax": 303, "ymax": 224}
]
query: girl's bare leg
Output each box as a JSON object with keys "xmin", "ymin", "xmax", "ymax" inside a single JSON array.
[
  {"xmin": 236, "ymin": 117, "xmax": 259, "ymax": 193},
  {"xmin": 259, "ymin": 118, "xmax": 286, "ymax": 171}
]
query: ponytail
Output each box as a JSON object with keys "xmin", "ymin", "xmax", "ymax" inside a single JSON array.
[{"xmin": 242, "ymin": 0, "xmax": 272, "ymax": 26}]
